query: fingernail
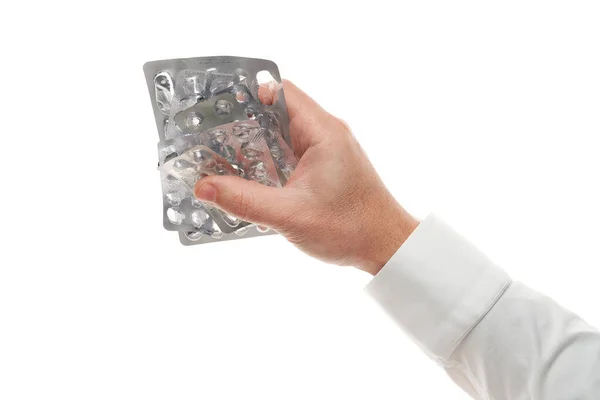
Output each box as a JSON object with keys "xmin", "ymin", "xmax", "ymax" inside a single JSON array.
[
  {"xmin": 194, "ymin": 182, "xmax": 217, "ymax": 202},
  {"xmin": 270, "ymin": 81, "xmax": 283, "ymax": 92}
]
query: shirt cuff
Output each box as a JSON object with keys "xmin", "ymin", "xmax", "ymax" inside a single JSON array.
[{"xmin": 365, "ymin": 214, "xmax": 511, "ymax": 361}]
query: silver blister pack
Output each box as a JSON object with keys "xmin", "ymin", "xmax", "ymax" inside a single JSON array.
[{"xmin": 143, "ymin": 56, "xmax": 297, "ymax": 245}]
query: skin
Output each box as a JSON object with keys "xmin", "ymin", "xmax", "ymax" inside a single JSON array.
[{"xmin": 195, "ymin": 80, "xmax": 419, "ymax": 276}]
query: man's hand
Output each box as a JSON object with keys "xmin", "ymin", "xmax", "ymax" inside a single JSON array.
[{"xmin": 194, "ymin": 80, "xmax": 418, "ymax": 275}]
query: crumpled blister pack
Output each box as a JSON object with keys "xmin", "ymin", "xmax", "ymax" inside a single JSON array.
[{"xmin": 143, "ymin": 56, "xmax": 297, "ymax": 245}]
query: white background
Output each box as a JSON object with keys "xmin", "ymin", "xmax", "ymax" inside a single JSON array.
[{"xmin": 1, "ymin": 1, "xmax": 599, "ymax": 399}]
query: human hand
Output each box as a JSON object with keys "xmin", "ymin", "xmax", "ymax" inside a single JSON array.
[{"xmin": 194, "ymin": 80, "xmax": 418, "ymax": 275}]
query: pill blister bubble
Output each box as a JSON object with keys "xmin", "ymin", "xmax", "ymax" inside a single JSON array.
[
  {"xmin": 210, "ymin": 78, "xmax": 232, "ymax": 94},
  {"xmin": 241, "ymin": 142, "xmax": 263, "ymax": 159},
  {"xmin": 174, "ymin": 111, "xmax": 203, "ymax": 134},
  {"xmin": 248, "ymin": 160, "xmax": 267, "ymax": 181},
  {"xmin": 179, "ymin": 95, "xmax": 203, "ymax": 109},
  {"xmin": 209, "ymin": 129, "xmax": 227, "ymax": 145},
  {"xmin": 191, "ymin": 198, "xmax": 204, "ymax": 208},
  {"xmin": 214, "ymin": 99, "xmax": 233, "ymax": 117},
  {"xmin": 183, "ymin": 74, "xmax": 205, "ymax": 95},
  {"xmin": 184, "ymin": 230, "xmax": 204, "ymax": 241},
  {"xmin": 191, "ymin": 148, "xmax": 205, "ymax": 163},
  {"xmin": 173, "ymin": 159, "xmax": 194, "ymax": 171},
  {"xmin": 167, "ymin": 207, "xmax": 185, "ymax": 225},
  {"xmin": 165, "ymin": 174, "xmax": 180, "ymax": 191},
  {"xmin": 232, "ymin": 123, "xmax": 257, "ymax": 141},
  {"xmin": 234, "ymin": 88, "xmax": 250, "ymax": 104},
  {"xmin": 154, "ymin": 72, "xmax": 173, "ymax": 115},
  {"xmin": 211, "ymin": 231, "xmax": 224, "ymax": 239},
  {"xmin": 234, "ymin": 68, "xmax": 248, "ymax": 84},
  {"xmin": 231, "ymin": 164, "xmax": 245, "ymax": 178},
  {"xmin": 234, "ymin": 226, "xmax": 250, "ymax": 236},
  {"xmin": 282, "ymin": 166, "xmax": 295, "ymax": 180},
  {"xmin": 191, "ymin": 209, "xmax": 209, "ymax": 227},
  {"xmin": 166, "ymin": 192, "xmax": 182, "ymax": 206},
  {"xmin": 221, "ymin": 144, "xmax": 236, "ymax": 163},
  {"xmin": 245, "ymin": 106, "xmax": 260, "ymax": 120},
  {"xmin": 219, "ymin": 210, "xmax": 240, "ymax": 227},
  {"xmin": 186, "ymin": 112, "xmax": 203, "ymax": 128}
]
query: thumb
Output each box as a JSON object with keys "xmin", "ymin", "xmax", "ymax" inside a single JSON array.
[{"xmin": 194, "ymin": 175, "xmax": 296, "ymax": 227}]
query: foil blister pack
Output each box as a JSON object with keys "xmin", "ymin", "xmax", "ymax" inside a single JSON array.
[{"xmin": 143, "ymin": 56, "xmax": 297, "ymax": 245}]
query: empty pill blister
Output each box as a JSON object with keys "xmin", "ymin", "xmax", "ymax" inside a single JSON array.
[
  {"xmin": 160, "ymin": 122, "xmax": 282, "ymax": 189},
  {"xmin": 156, "ymin": 120, "xmax": 282, "ymax": 234},
  {"xmin": 144, "ymin": 56, "xmax": 298, "ymax": 245},
  {"xmin": 160, "ymin": 145, "xmax": 238, "ymax": 190}
]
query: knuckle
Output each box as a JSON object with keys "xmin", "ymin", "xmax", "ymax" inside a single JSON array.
[{"xmin": 336, "ymin": 117, "xmax": 351, "ymax": 131}]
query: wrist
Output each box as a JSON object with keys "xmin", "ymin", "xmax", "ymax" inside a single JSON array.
[{"xmin": 360, "ymin": 206, "xmax": 419, "ymax": 276}]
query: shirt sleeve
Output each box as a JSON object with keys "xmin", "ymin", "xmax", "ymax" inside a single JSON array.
[{"xmin": 365, "ymin": 214, "xmax": 600, "ymax": 399}]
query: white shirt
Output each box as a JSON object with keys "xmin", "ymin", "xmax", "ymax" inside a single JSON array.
[{"xmin": 366, "ymin": 214, "xmax": 600, "ymax": 399}]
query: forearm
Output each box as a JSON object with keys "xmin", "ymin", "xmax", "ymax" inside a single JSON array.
[
  {"xmin": 366, "ymin": 214, "xmax": 600, "ymax": 399},
  {"xmin": 448, "ymin": 281, "xmax": 600, "ymax": 399}
]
